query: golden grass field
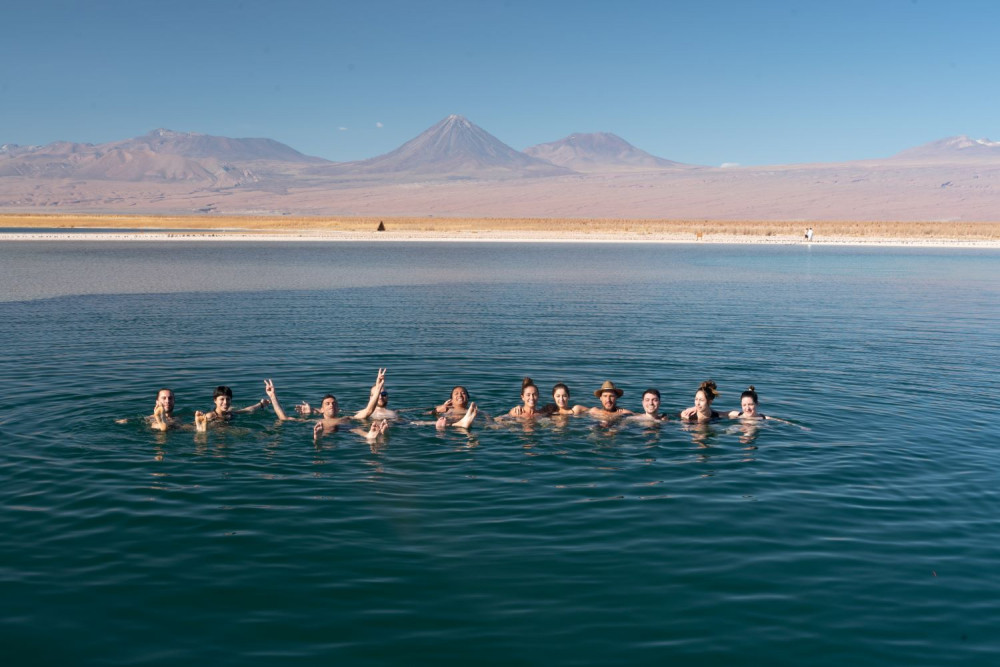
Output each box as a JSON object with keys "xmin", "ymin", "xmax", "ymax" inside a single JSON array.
[{"xmin": 2, "ymin": 213, "xmax": 999, "ymax": 240}]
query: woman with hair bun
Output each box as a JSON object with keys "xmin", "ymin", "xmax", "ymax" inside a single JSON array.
[
  {"xmin": 726, "ymin": 385, "xmax": 791, "ymax": 423},
  {"xmin": 680, "ymin": 380, "xmax": 721, "ymax": 422},
  {"xmin": 505, "ymin": 377, "xmax": 543, "ymax": 419}
]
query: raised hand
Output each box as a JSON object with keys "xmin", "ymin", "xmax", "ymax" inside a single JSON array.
[{"xmin": 296, "ymin": 401, "xmax": 312, "ymax": 416}]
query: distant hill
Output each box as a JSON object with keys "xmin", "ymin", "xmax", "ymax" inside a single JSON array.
[
  {"xmin": 892, "ymin": 135, "xmax": 1000, "ymax": 161},
  {"xmin": 0, "ymin": 130, "xmax": 326, "ymax": 185},
  {"xmin": 3, "ymin": 122, "xmax": 1000, "ymax": 220},
  {"xmin": 112, "ymin": 129, "xmax": 326, "ymax": 163},
  {"xmin": 524, "ymin": 132, "xmax": 690, "ymax": 171},
  {"xmin": 328, "ymin": 115, "xmax": 572, "ymax": 179}
]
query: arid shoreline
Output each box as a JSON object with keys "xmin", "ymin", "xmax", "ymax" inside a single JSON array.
[{"xmin": 2, "ymin": 214, "xmax": 999, "ymax": 247}]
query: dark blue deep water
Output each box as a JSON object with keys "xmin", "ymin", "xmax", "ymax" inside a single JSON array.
[{"xmin": 2, "ymin": 241, "xmax": 999, "ymax": 666}]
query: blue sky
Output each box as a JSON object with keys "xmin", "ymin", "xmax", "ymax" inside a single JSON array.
[{"xmin": 3, "ymin": 0, "xmax": 998, "ymax": 166}]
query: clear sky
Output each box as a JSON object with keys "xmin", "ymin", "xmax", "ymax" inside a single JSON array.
[{"xmin": 3, "ymin": 0, "xmax": 998, "ymax": 166}]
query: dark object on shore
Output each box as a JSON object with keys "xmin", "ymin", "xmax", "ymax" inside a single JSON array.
[{"xmin": 377, "ymin": 221, "xmax": 386, "ymax": 232}]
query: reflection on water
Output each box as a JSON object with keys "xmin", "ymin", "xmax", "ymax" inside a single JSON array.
[{"xmin": 1, "ymin": 241, "xmax": 999, "ymax": 665}]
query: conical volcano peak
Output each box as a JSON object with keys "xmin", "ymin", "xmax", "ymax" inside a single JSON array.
[{"xmin": 340, "ymin": 116, "xmax": 572, "ymax": 178}]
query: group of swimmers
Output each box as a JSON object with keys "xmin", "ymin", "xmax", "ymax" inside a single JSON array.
[{"xmin": 123, "ymin": 369, "xmax": 784, "ymax": 442}]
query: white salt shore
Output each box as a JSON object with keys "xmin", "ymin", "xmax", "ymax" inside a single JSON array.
[{"xmin": 0, "ymin": 230, "xmax": 998, "ymax": 248}]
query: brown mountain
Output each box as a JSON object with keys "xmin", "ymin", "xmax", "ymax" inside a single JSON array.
[
  {"xmin": 891, "ymin": 135, "xmax": 1000, "ymax": 162},
  {"xmin": 524, "ymin": 132, "xmax": 691, "ymax": 172},
  {"xmin": 0, "ymin": 129, "xmax": 326, "ymax": 185},
  {"xmin": 3, "ymin": 124, "xmax": 1000, "ymax": 221},
  {"xmin": 323, "ymin": 115, "xmax": 572, "ymax": 179}
]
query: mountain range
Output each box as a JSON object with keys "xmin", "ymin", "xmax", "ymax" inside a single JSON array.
[{"xmin": 2, "ymin": 116, "xmax": 999, "ymax": 221}]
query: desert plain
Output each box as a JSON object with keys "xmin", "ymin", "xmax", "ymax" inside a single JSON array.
[{"xmin": 1, "ymin": 214, "xmax": 999, "ymax": 247}]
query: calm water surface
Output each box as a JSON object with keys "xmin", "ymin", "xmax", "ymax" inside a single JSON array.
[{"xmin": 2, "ymin": 241, "xmax": 999, "ymax": 666}]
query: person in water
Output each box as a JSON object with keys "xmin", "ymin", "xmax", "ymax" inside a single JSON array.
[
  {"xmin": 285, "ymin": 368, "xmax": 386, "ymax": 422},
  {"xmin": 542, "ymin": 383, "xmax": 588, "ymax": 416},
  {"xmin": 435, "ymin": 403, "xmax": 479, "ymax": 429},
  {"xmin": 725, "ymin": 385, "xmax": 791, "ymax": 424},
  {"xmin": 261, "ymin": 370, "xmax": 387, "ymax": 440},
  {"xmin": 370, "ymin": 386, "xmax": 398, "ymax": 420},
  {"xmin": 588, "ymin": 381, "xmax": 633, "ymax": 420},
  {"xmin": 432, "ymin": 385, "xmax": 483, "ymax": 427},
  {"xmin": 504, "ymin": 377, "xmax": 543, "ymax": 419},
  {"xmin": 195, "ymin": 385, "xmax": 270, "ymax": 431},
  {"xmin": 628, "ymin": 388, "xmax": 669, "ymax": 423},
  {"xmin": 149, "ymin": 388, "xmax": 179, "ymax": 431},
  {"xmin": 435, "ymin": 385, "xmax": 471, "ymax": 417},
  {"xmin": 680, "ymin": 380, "xmax": 721, "ymax": 422},
  {"xmin": 115, "ymin": 388, "xmax": 179, "ymax": 430}
]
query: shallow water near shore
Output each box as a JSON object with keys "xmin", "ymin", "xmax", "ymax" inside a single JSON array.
[{"xmin": 2, "ymin": 241, "xmax": 999, "ymax": 665}]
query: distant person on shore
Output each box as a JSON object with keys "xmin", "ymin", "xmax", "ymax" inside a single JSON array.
[
  {"xmin": 542, "ymin": 383, "xmax": 588, "ymax": 416},
  {"xmin": 805, "ymin": 227, "xmax": 814, "ymax": 242},
  {"xmin": 679, "ymin": 380, "xmax": 721, "ymax": 422},
  {"xmin": 589, "ymin": 381, "xmax": 633, "ymax": 421},
  {"xmin": 194, "ymin": 385, "xmax": 271, "ymax": 431},
  {"xmin": 628, "ymin": 388, "xmax": 669, "ymax": 423}
]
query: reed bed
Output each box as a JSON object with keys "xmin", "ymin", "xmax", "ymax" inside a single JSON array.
[{"xmin": 2, "ymin": 214, "xmax": 999, "ymax": 240}]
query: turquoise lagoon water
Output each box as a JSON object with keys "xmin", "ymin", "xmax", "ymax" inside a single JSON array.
[{"xmin": 1, "ymin": 241, "xmax": 998, "ymax": 666}]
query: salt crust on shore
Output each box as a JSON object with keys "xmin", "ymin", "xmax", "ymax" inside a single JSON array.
[{"xmin": 1, "ymin": 230, "xmax": 999, "ymax": 248}]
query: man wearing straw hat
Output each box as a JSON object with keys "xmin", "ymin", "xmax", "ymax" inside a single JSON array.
[{"xmin": 589, "ymin": 380, "xmax": 634, "ymax": 420}]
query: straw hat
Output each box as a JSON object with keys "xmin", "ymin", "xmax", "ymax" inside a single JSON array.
[{"xmin": 593, "ymin": 380, "xmax": 624, "ymax": 398}]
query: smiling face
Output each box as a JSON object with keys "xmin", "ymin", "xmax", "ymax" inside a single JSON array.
[
  {"xmin": 599, "ymin": 391, "xmax": 618, "ymax": 411},
  {"xmin": 553, "ymin": 387, "xmax": 570, "ymax": 409},
  {"xmin": 213, "ymin": 394, "xmax": 231, "ymax": 414},
  {"xmin": 156, "ymin": 389, "xmax": 175, "ymax": 414},
  {"xmin": 740, "ymin": 396, "xmax": 758, "ymax": 416},
  {"xmin": 377, "ymin": 391, "xmax": 389, "ymax": 408},
  {"xmin": 642, "ymin": 391, "xmax": 660, "ymax": 415},
  {"xmin": 451, "ymin": 386, "xmax": 469, "ymax": 408},
  {"xmin": 694, "ymin": 389, "xmax": 712, "ymax": 414},
  {"xmin": 522, "ymin": 385, "xmax": 539, "ymax": 409}
]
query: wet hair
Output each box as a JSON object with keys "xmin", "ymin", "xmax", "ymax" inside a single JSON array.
[
  {"xmin": 552, "ymin": 383, "xmax": 570, "ymax": 397},
  {"xmin": 156, "ymin": 388, "xmax": 173, "ymax": 398},
  {"xmin": 521, "ymin": 377, "xmax": 538, "ymax": 395},
  {"xmin": 696, "ymin": 380, "xmax": 719, "ymax": 402},
  {"xmin": 740, "ymin": 385, "xmax": 758, "ymax": 404},
  {"xmin": 642, "ymin": 388, "xmax": 660, "ymax": 399},
  {"xmin": 213, "ymin": 385, "xmax": 233, "ymax": 399},
  {"xmin": 322, "ymin": 394, "xmax": 337, "ymax": 403}
]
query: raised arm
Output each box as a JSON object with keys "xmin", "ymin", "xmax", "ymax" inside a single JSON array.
[
  {"xmin": 352, "ymin": 368, "xmax": 387, "ymax": 419},
  {"xmin": 235, "ymin": 396, "xmax": 271, "ymax": 414},
  {"xmin": 264, "ymin": 379, "xmax": 290, "ymax": 421}
]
